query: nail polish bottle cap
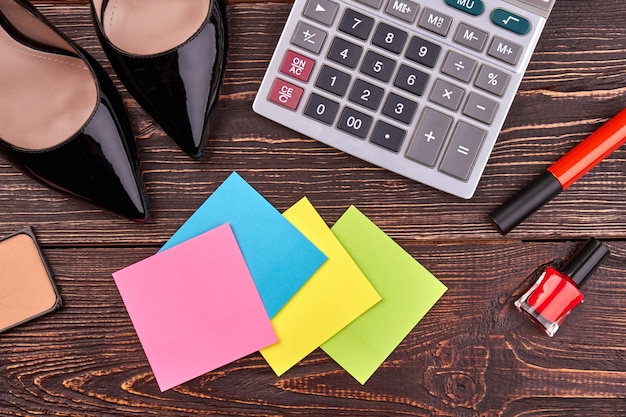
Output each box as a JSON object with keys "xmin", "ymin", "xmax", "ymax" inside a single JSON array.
[{"xmin": 561, "ymin": 238, "xmax": 610, "ymax": 288}]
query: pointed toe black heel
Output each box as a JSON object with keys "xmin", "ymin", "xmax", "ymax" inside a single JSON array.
[
  {"xmin": 91, "ymin": 0, "xmax": 228, "ymax": 158},
  {"xmin": 0, "ymin": 0, "xmax": 149, "ymax": 221}
]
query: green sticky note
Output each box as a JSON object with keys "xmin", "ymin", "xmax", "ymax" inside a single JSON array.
[{"xmin": 321, "ymin": 206, "xmax": 447, "ymax": 384}]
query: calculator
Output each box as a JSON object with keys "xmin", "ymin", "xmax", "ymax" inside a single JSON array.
[{"xmin": 253, "ymin": 0, "xmax": 556, "ymax": 198}]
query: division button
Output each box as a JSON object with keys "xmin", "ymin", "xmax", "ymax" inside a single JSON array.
[
  {"xmin": 438, "ymin": 121, "xmax": 486, "ymax": 181},
  {"xmin": 405, "ymin": 107, "xmax": 453, "ymax": 166},
  {"xmin": 440, "ymin": 50, "xmax": 477, "ymax": 83}
]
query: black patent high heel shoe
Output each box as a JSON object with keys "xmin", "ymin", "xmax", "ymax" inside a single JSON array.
[
  {"xmin": 91, "ymin": 0, "xmax": 228, "ymax": 158},
  {"xmin": 0, "ymin": 0, "xmax": 149, "ymax": 221}
]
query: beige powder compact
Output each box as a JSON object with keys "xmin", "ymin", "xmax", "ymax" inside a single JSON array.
[{"xmin": 0, "ymin": 227, "xmax": 61, "ymax": 333}]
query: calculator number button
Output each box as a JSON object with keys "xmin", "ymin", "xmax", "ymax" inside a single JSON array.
[
  {"xmin": 327, "ymin": 37, "xmax": 364, "ymax": 69},
  {"xmin": 372, "ymin": 22, "xmax": 408, "ymax": 54},
  {"xmin": 370, "ymin": 121, "xmax": 406, "ymax": 153},
  {"xmin": 487, "ymin": 36, "xmax": 523, "ymax": 66},
  {"xmin": 360, "ymin": 51, "xmax": 397, "ymax": 82},
  {"xmin": 405, "ymin": 107, "xmax": 452, "ymax": 167},
  {"xmin": 394, "ymin": 64, "xmax": 429, "ymax": 96},
  {"xmin": 418, "ymin": 7, "xmax": 453, "ymax": 37},
  {"xmin": 405, "ymin": 36, "xmax": 441, "ymax": 68},
  {"xmin": 382, "ymin": 93, "xmax": 418, "ymax": 124},
  {"xmin": 474, "ymin": 65, "xmax": 510, "ymax": 97},
  {"xmin": 349, "ymin": 79, "xmax": 385, "ymax": 111},
  {"xmin": 429, "ymin": 79, "xmax": 465, "ymax": 111},
  {"xmin": 384, "ymin": 0, "xmax": 419, "ymax": 23},
  {"xmin": 439, "ymin": 121, "xmax": 486, "ymax": 181},
  {"xmin": 303, "ymin": 0, "xmax": 340, "ymax": 26},
  {"xmin": 268, "ymin": 78, "xmax": 304, "ymax": 110},
  {"xmin": 304, "ymin": 93, "xmax": 340, "ymax": 124},
  {"xmin": 337, "ymin": 107, "xmax": 373, "ymax": 138},
  {"xmin": 291, "ymin": 21, "xmax": 327, "ymax": 54},
  {"xmin": 338, "ymin": 9, "xmax": 375, "ymax": 40},
  {"xmin": 315, "ymin": 65, "xmax": 351, "ymax": 96},
  {"xmin": 441, "ymin": 50, "xmax": 477, "ymax": 83},
  {"xmin": 279, "ymin": 50, "xmax": 316, "ymax": 82}
]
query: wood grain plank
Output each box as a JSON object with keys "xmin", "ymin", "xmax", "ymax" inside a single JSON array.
[
  {"xmin": 1, "ymin": 242, "xmax": 625, "ymax": 416},
  {"xmin": 1, "ymin": 2, "xmax": 625, "ymax": 244}
]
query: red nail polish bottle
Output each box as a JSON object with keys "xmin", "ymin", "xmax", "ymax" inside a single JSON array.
[{"xmin": 515, "ymin": 238, "xmax": 609, "ymax": 337}]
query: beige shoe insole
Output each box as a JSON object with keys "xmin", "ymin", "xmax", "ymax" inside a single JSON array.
[
  {"xmin": 0, "ymin": 26, "xmax": 97, "ymax": 150},
  {"xmin": 93, "ymin": 0, "xmax": 211, "ymax": 56}
]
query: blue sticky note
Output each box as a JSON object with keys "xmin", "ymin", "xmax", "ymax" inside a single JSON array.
[{"xmin": 160, "ymin": 172, "xmax": 327, "ymax": 318}]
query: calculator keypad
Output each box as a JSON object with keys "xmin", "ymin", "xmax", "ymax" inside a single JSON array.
[{"xmin": 254, "ymin": 0, "xmax": 551, "ymax": 198}]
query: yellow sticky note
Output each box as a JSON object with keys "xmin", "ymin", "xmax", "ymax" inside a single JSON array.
[{"xmin": 260, "ymin": 197, "xmax": 381, "ymax": 376}]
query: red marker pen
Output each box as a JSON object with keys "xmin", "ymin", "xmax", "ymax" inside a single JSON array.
[{"xmin": 490, "ymin": 108, "xmax": 626, "ymax": 235}]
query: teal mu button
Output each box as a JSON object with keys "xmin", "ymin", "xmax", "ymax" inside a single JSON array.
[
  {"xmin": 445, "ymin": 0, "xmax": 484, "ymax": 16},
  {"xmin": 491, "ymin": 9, "xmax": 531, "ymax": 35}
]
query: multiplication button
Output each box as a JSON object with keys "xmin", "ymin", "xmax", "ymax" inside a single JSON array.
[{"xmin": 429, "ymin": 79, "xmax": 465, "ymax": 111}]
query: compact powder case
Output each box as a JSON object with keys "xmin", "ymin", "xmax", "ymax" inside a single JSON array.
[{"xmin": 0, "ymin": 227, "xmax": 61, "ymax": 333}]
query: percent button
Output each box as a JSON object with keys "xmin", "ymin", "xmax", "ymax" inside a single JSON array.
[{"xmin": 474, "ymin": 65, "xmax": 510, "ymax": 97}]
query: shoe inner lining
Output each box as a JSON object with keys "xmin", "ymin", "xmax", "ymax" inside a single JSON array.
[
  {"xmin": 0, "ymin": 26, "xmax": 97, "ymax": 150},
  {"xmin": 94, "ymin": 0, "xmax": 211, "ymax": 56}
]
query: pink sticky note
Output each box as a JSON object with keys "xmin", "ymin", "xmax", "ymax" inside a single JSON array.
[{"xmin": 113, "ymin": 224, "xmax": 277, "ymax": 391}]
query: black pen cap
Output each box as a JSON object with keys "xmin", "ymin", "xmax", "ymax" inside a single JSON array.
[
  {"xmin": 561, "ymin": 238, "xmax": 610, "ymax": 288},
  {"xmin": 489, "ymin": 171, "xmax": 563, "ymax": 235}
]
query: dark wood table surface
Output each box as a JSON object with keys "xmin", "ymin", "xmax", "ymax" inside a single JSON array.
[{"xmin": 2, "ymin": 0, "xmax": 626, "ymax": 415}]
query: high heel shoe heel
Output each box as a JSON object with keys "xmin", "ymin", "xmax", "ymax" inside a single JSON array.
[
  {"xmin": 91, "ymin": 0, "xmax": 228, "ymax": 158},
  {"xmin": 0, "ymin": 0, "xmax": 149, "ymax": 221}
]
